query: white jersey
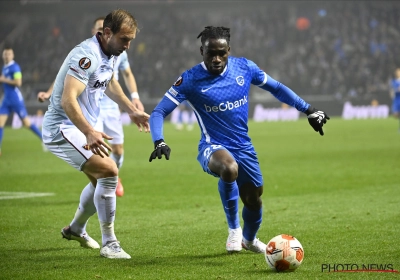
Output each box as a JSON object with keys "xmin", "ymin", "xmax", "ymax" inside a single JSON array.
[
  {"xmin": 43, "ymin": 34, "xmax": 116, "ymax": 136},
  {"xmin": 99, "ymin": 51, "xmax": 130, "ymax": 111}
]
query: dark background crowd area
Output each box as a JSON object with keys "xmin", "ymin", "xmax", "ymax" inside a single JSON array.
[{"xmin": 1, "ymin": 0, "xmax": 399, "ymax": 105}]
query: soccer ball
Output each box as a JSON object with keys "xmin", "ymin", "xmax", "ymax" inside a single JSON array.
[{"xmin": 265, "ymin": 234, "xmax": 304, "ymax": 272}]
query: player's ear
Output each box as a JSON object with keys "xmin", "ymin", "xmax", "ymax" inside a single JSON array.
[
  {"xmin": 103, "ymin": 27, "xmax": 112, "ymax": 38},
  {"xmin": 228, "ymin": 46, "xmax": 230, "ymax": 54},
  {"xmin": 200, "ymin": 46, "xmax": 203, "ymax": 56}
]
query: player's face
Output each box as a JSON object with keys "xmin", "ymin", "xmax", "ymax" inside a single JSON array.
[
  {"xmin": 92, "ymin": 19, "xmax": 103, "ymax": 36},
  {"xmin": 200, "ymin": 38, "xmax": 230, "ymax": 75},
  {"xmin": 2, "ymin": 49, "xmax": 14, "ymax": 64},
  {"xmin": 105, "ymin": 23, "xmax": 136, "ymax": 56}
]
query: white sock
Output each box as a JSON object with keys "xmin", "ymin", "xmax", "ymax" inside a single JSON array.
[
  {"xmin": 94, "ymin": 176, "xmax": 118, "ymax": 246},
  {"xmin": 70, "ymin": 182, "xmax": 96, "ymax": 235},
  {"xmin": 110, "ymin": 153, "xmax": 124, "ymax": 169}
]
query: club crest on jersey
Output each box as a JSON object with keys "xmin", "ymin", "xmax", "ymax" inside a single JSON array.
[
  {"xmin": 236, "ymin": 76, "xmax": 244, "ymax": 86},
  {"xmin": 173, "ymin": 76, "xmax": 183, "ymax": 86},
  {"xmin": 79, "ymin": 57, "xmax": 91, "ymax": 70}
]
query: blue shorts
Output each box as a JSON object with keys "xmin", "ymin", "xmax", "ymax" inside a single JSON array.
[
  {"xmin": 392, "ymin": 96, "xmax": 400, "ymax": 114},
  {"xmin": 197, "ymin": 143, "xmax": 263, "ymax": 187},
  {"xmin": 0, "ymin": 98, "xmax": 28, "ymax": 119}
]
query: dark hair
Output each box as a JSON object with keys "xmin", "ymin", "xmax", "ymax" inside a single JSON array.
[
  {"xmin": 103, "ymin": 9, "xmax": 138, "ymax": 34},
  {"xmin": 197, "ymin": 26, "xmax": 230, "ymax": 45}
]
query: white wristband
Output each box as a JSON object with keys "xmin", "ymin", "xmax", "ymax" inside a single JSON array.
[{"xmin": 131, "ymin": 92, "xmax": 140, "ymax": 99}]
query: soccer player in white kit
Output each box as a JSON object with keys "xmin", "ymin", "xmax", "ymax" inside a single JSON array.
[
  {"xmin": 38, "ymin": 17, "xmax": 144, "ymax": 197},
  {"xmin": 42, "ymin": 9, "xmax": 149, "ymax": 259}
]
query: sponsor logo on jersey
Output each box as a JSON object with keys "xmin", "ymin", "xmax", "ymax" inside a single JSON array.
[
  {"xmin": 236, "ymin": 76, "xmax": 244, "ymax": 86},
  {"xmin": 204, "ymin": 95, "xmax": 248, "ymax": 112},
  {"xmin": 94, "ymin": 79, "xmax": 109, "ymax": 88},
  {"xmin": 79, "ymin": 57, "xmax": 91, "ymax": 70},
  {"xmin": 173, "ymin": 76, "xmax": 183, "ymax": 86}
]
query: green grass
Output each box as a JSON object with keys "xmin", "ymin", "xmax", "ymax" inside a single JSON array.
[{"xmin": 0, "ymin": 118, "xmax": 399, "ymax": 279}]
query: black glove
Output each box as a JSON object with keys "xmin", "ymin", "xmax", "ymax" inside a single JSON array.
[
  {"xmin": 149, "ymin": 139, "xmax": 171, "ymax": 162},
  {"xmin": 305, "ymin": 107, "xmax": 330, "ymax": 136}
]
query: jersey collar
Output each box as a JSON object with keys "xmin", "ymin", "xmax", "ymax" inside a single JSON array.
[
  {"xmin": 96, "ymin": 32, "xmax": 113, "ymax": 59},
  {"xmin": 4, "ymin": 60, "xmax": 15, "ymax": 67}
]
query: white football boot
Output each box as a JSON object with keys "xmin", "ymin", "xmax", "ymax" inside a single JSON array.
[
  {"xmin": 242, "ymin": 237, "xmax": 267, "ymax": 254},
  {"xmin": 100, "ymin": 241, "xmax": 131, "ymax": 259},
  {"xmin": 61, "ymin": 226, "xmax": 100, "ymax": 249},
  {"xmin": 226, "ymin": 228, "xmax": 242, "ymax": 253}
]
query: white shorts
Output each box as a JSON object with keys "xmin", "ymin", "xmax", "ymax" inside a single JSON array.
[
  {"xmin": 94, "ymin": 108, "xmax": 124, "ymax": 145},
  {"xmin": 42, "ymin": 124, "xmax": 94, "ymax": 171}
]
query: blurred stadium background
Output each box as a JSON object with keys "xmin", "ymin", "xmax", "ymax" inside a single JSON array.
[{"xmin": 1, "ymin": 0, "xmax": 399, "ymax": 120}]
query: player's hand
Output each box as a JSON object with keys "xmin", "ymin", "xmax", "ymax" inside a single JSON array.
[
  {"xmin": 129, "ymin": 110, "xmax": 150, "ymax": 132},
  {"xmin": 83, "ymin": 130, "xmax": 113, "ymax": 158},
  {"xmin": 132, "ymin": 98, "xmax": 145, "ymax": 111},
  {"xmin": 37, "ymin": 91, "xmax": 51, "ymax": 102},
  {"xmin": 305, "ymin": 107, "xmax": 330, "ymax": 136},
  {"xmin": 149, "ymin": 139, "xmax": 171, "ymax": 162}
]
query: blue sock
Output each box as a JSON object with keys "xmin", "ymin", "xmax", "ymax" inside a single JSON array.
[
  {"xmin": 29, "ymin": 124, "xmax": 42, "ymax": 139},
  {"xmin": 0, "ymin": 127, "xmax": 3, "ymax": 148},
  {"xmin": 242, "ymin": 206, "xmax": 262, "ymax": 242},
  {"xmin": 218, "ymin": 179, "xmax": 240, "ymax": 229}
]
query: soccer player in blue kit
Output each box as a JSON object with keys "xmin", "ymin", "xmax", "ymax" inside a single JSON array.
[
  {"xmin": 148, "ymin": 26, "xmax": 329, "ymax": 253},
  {"xmin": 389, "ymin": 68, "xmax": 400, "ymax": 130},
  {"xmin": 0, "ymin": 47, "xmax": 43, "ymax": 155}
]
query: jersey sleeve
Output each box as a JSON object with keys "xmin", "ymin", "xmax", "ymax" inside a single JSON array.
[
  {"xmin": 247, "ymin": 59, "xmax": 267, "ymax": 86},
  {"xmin": 12, "ymin": 63, "xmax": 22, "ymax": 79},
  {"xmin": 246, "ymin": 58, "xmax": 310, "ymax": 112},
  {"xmin": 67, "ymin": 47, "xmax": 99, "ymax": 85},
  {"xmin": 149, "ymin": 71, "xmax": 190, "ymax": 142},
  {"xmin": 164, "ymin": 71, "xmax": 190, "ymax": 105}
]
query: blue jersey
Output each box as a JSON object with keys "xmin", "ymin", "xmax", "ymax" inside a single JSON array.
[
  {"xmin": 150, "ymin": 56, "xmax": 310, "ymax": 151},
  {"xmin": 0, "ymin": 60, "xmax": 27, "ymax": 118},
  {"xmin": 1, "ymin": 60, "xmax": 23, "ymax": 102},
  {"xmin": 391, "ymin": 78, "xmax": 400, "ymax": 96}
]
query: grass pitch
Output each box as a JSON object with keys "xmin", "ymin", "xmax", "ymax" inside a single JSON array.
[{"xmin": 0, "ymin": 118, "xmax": 399, "ymax": 279}]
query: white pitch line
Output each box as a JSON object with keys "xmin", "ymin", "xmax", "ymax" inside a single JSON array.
[{"xmin": 0, "ymin": 192, "xmax": 55, "ymax": 200}]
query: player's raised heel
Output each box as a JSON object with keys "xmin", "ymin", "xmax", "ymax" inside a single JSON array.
[
  {"xmin": 61, "ymin": 226, "xmax": 100, "ymax": 249},
  {"xmin": 226, "ymin": 228, "xmax": 242, "ymax": 253},
  {"xmin": 242, "ymin": 237, "xmax": 267, "ymax": 254},
  {"xmin": 100, "ymin": 241, "xmax": 131, "ymax": 259}
]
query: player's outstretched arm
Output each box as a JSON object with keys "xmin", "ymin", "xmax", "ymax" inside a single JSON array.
[
  {"xmin": 37, "ymin": 81, "xmax": 54, "ymax": 102},
  {"xmin": 121, "ymin": 67, "xmax": 145, "ymax": 111},
  {"xmin": 105, "ymin": 77, "xmax": 149, "ymax": 132},
  {"xmin": 149, "ymin": 139, "xmax": 171, "ymax": 162},
  {"xmin": 305, "ymin": 106, "xmax": 330, "ymax": 136}
]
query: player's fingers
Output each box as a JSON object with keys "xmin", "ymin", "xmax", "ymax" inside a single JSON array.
[
  {"xmin": 157, "ymin": 148, "xmax": 163, "ymax": 159},
  {"xmin": 325, "ymin": 114, "xmax": 330, "ymax": 120},
  {"xmin": 165, "ymin": 151, "xmax": 170, "ymax": 160},
  {"xmin": 319, "ymin": 128, "xmax": 324, "ymax": 136},
  {"xmin": 101, "ymin": 132, "xmax": 113, "ymax": 141},
  {"xmin": 98, "ymin": 144, "xmax": 110, "ymax": 157},
  {"xmin": 143, "ymin": 122, "xmax": 150, "ymax": 133},
  {"xmin": 136, "ymin": 122, "xmax": 143, "ymax": 132},
  {"xmin": 92, "ymin": 146, "xmax": 104, "ymax": 158}
]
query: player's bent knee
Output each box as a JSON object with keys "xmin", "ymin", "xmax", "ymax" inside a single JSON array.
[
  {"xmin": 83, "ymin": 156, "xmax": 118, "ymax": 179},
  {"xmin": 219, "ymin": 161, "xmax": 238, "ymax": 181}
]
